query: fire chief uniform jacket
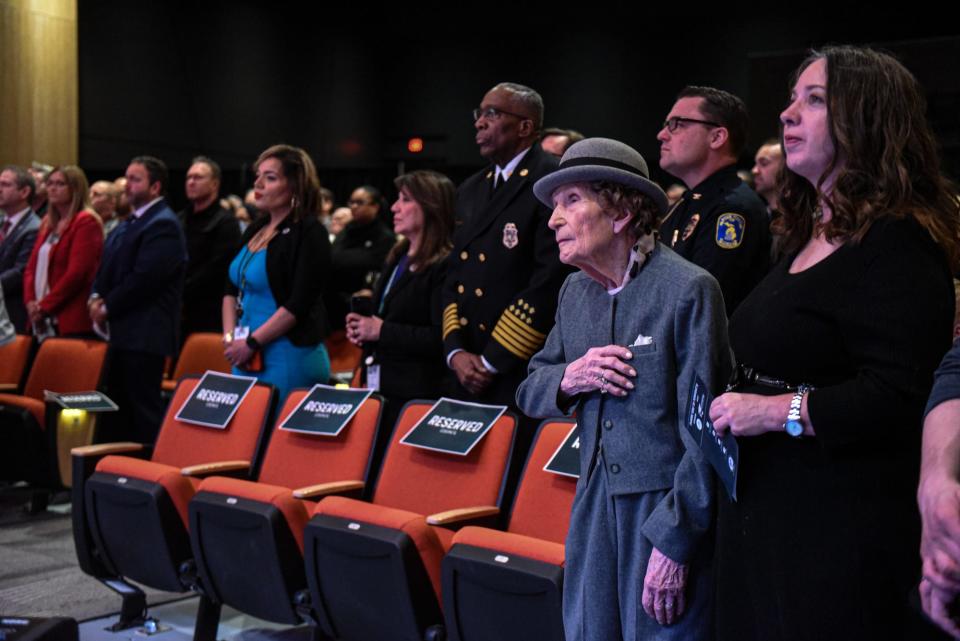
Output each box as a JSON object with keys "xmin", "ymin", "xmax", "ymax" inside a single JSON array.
[{"xmin": 442, "ymin": 143, "xmax": 568, "ymax": 406}]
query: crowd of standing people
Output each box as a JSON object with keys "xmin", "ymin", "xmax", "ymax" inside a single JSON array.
[{"xmin": 2, "ymin": 43, "xmax": 960, "ymax": 641}]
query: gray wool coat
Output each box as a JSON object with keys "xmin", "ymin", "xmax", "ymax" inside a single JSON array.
[{"xmin": 516, "ymin": 242, "xmax": 732, "ymax": 563}]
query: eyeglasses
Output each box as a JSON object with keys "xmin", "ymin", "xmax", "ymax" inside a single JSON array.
[
  {"xmin": 472, "ymin": 106, "xmax": 530, "ymax": 122},
  {"xmin": 662, "ymin": 116, "xmax": 721, "ymax": 133}
]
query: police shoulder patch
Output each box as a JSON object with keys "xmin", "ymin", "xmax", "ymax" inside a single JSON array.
[{"xmin": 715, "ymin": 213, "xmax": 746, "ymax": 249}]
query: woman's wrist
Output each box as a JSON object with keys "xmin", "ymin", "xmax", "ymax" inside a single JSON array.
[{"xmin": 769, "ymin": 394, "xmax": 794, "ymax": 432}]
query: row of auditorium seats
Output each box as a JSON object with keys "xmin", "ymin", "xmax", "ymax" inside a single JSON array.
[
  {"xmin": 0, "ymin": 331, "xmax": 355, "ymax": 499},
  {"xmin": 0, "ymin": 330, "xmax": 358, "ymax": 412},
  {"xmin": 161, "ymin": 330, "xmax": 363, "ymax": 391},
  {"xmin": 70, "ymin": 376, "xmax": 577, "ymax": 641}
]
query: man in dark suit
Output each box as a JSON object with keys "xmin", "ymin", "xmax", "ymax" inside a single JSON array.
[
  {"xmin": 177, "ymin": 155, "xmax": 240, "ymax": 341},
  {"xmin": 0, "ymin": 166, "xmax": 41, "ymax": 333},
  {"xmin": 90, "ymin": 156, "xmax": 187, "ymax": 444},
  {"xmin": 442, "ymin": 82, "xmax": 567, "ymax": 409}
]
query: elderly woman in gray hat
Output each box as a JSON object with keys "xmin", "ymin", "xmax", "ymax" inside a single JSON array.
[{"xmin": 517, "ymin": 138, "xmax": 732, "ymax": 641}]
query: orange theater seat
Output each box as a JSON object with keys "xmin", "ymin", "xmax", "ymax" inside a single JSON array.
[
  {"xmin": 162, "ymin": 333, "xmax": 231, "ymax": 393},
  {"xmin": 441, "ymin": 419, "xmax": 578, "ymax": 641},
  {"xmin": 0, "ymin": 338, "xmax": 107, "ymax": 485},
  {"xmin": 0, "ymin": 334, "xmax": 32, "ymax": 392},
  {"xmin": 187, "ymin": 390, "xmax": 384, "ymax": 631},
  {"xmin": 303, "ymin": 400, "xmax": 517, "ymax": 641},
  {"xmin": 72, "ymin": 376, "xmax": 275, "ymax": 633},
  {"xmin": 325, "ymin": 329, "xmax": 361, "ymax": 380}
]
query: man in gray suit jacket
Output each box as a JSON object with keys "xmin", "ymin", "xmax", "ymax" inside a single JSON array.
[
  {"xmin": 0, "ymin": 284, "xmax": 14, "ymax": 346},
  {"xmin": 0, "ymin": 166, "xmax": 41, "ymax": 332},
  {"xmin": 517, "ymin": 138, "xmax": 732, "ymax": 641}
]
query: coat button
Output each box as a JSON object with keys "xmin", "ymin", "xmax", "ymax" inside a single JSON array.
[
  {"xmin": 479, "ymin": 323, "xmax": 487, "ymax": 331},
  {"xmin": 475, "ymin": 288, "xmax": 483, "ymax": 297},
  {"xmin": 610, "ymin": 463, "xmax": 620, "ymax": 474},
  {"xmin": 459, "ymin": 317, "xmax": 468, "ymax": 326},
  {"xmin": 479, "ymin": 253, "xmax": 486, "ymax": 262},
  {"xmin": 603, "ymin": 419, "xmax": 613, "ymax": 430},
  {"xmin": 460, "ymin": 251, "xmax": 468, "ymax": 260},
  {"xmin": 457, "ymin": 284, "xmax": 464, "ymax": 294}
]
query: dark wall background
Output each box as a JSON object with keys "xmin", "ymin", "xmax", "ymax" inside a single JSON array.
[{"xmin": 77, "ymin": 2, "xmax": 960, "ymax": 211}]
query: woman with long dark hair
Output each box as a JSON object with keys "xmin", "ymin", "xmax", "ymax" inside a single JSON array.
[
  {"xmin": 710, "ymin": 46, "xmax": 960, "ymax": 640},
  {"xmin": 346, "ymin": 169, "xmax": 454, "ymax": 428},
  {"xmin": 222, "ymin": 144, "xmax": 331, "ymax": 399}
]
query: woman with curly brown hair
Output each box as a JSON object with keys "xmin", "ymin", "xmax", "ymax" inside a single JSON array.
[{"xmin": 709, "ymin": 46, "xmax": 959, "ymax": 641}]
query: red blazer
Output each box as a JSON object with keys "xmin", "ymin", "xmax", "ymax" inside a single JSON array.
[{"xmin": 23, "ymin": 210, "xmax": 104, "ymax": 336}]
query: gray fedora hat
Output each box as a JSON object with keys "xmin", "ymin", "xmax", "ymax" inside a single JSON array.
[{"xmin": 533, "ymin": 137, "xmax": 668, "ymax": 215}]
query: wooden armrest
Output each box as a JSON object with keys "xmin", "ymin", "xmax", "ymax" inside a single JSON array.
[
  {"xmin": 0, "ymin": 383, "xmax": 18, "ymax": 391},
  {"xmin": 181, "ymin": 460, "xmax": 250, "ymax": 477},
  {"xmin": 293, "ymin": 480, "xmax": 365, "ymax": 499},
  {"xmin": 72, "ymin": 442, "xmax": 145, "ymax": 457},
  {"xmin": 426, "ymin": 505, "xmax": 500, "ymax": 526}
]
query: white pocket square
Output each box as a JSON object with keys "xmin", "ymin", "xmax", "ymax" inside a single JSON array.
[{"xmin": 632, "ymin": 334, "xmax": 654, "ymax": 346}]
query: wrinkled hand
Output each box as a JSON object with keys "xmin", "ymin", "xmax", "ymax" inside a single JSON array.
[
  {"xmin": 642, "ymin": 546, "xmax": 688, "ymax": 626},
  {"xmin": 451, "ymin": 351, "xmax": 493, "ymax": 396},
  {"xmin": 710, "ymin": 392, "xmax": 785, "ymax": 437},
  {"xmin": 223, "ymin": 339, "xmax": 254, "ymax": 367},
  {"xmin": 920, "ymin": 577, "xmax": 960, "ymax": 638},
  {"xmin": 345, "ymin": 312, "xmax": 383, "ymax": 346},
  {"xmin": 559, "ymin": 345, "xmax": 634, "ymax": 398},
  {"xmin": 920, "ymin": 476, "xmax": 960, "ymax": 596}
]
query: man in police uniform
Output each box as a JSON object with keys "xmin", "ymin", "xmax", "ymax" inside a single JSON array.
[
  {"xmin": 442, "ymin": 82, "xmax": 567, "ymax": 409},
  {"xmin": 657, "ymin": 86, "xmax": 770, "ymax": 314}
]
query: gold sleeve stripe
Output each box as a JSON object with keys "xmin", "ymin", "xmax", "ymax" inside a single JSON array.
[
  {"xmin": 492, "ymin": 326, "xmax": 537, "ymax": 360},
  {"xmin": 442, "ymin": 303, "xmax": 460, "ymax": 340},
  {"xmin": 494, "ymin": 317, "xmax": 542, "ymax": 352},
  {"xmin": 500, "ymin": 310, "xmax": 547, "ymax": 341}
]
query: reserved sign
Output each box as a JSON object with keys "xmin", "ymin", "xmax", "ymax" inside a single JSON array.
[
  {"xmin": 44, "ymin": 390, "xmax": 118, "ymax": 412},
  {"xmin": 543, "ymin": 421, "xmax": 580, "ymax": 478},
  {"xmin": 400, "ymin": 397, "xmax": 506, "ymax": 456},
  {"xmin": 280, "ymin": 384, "xmax": 374, "ymax": 436},
  {"xmin": 686, "ymin": 375, "xmax": 738, "ymax": 501},
  {"xmin": 175, "ymin": 371, "xmax": 258, "ymax": 429}
]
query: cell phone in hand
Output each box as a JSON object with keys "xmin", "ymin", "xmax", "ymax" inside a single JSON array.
[{"xmin": 351, "ymin": 295, "xmax": 374, "ymax": 317}]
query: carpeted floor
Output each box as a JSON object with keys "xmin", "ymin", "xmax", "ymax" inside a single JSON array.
[{"xmin": 0, "ymin": 509, "xmax": 183, "ymax": 621}]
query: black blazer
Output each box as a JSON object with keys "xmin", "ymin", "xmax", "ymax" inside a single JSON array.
[
  {"xmin": 0, "ymin": 209, "xmax": 41, "ymax": 332},
  {"xmin": 441, "ymin": 143, "xmax": 569, "ymax": 405},
  {"xmin": 363, "ymin": 252, "xmax": 447, "ymax": 401},
  {"xmin": 93, "ymin": 200, "xmax": 187, "ymax": 356},
  {"xmin": 225, "ymin": 214, "xmax": 330, "ymax": 346}
]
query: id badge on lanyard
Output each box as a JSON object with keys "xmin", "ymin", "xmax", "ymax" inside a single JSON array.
[{"xmin": 365, "ymin": 355, "xmax": 380, "ymax": 391}]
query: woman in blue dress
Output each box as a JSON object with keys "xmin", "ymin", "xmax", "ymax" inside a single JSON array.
[{"xmin": 222, "ymin": 144, "xmax": 331, "ymax": 400}]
